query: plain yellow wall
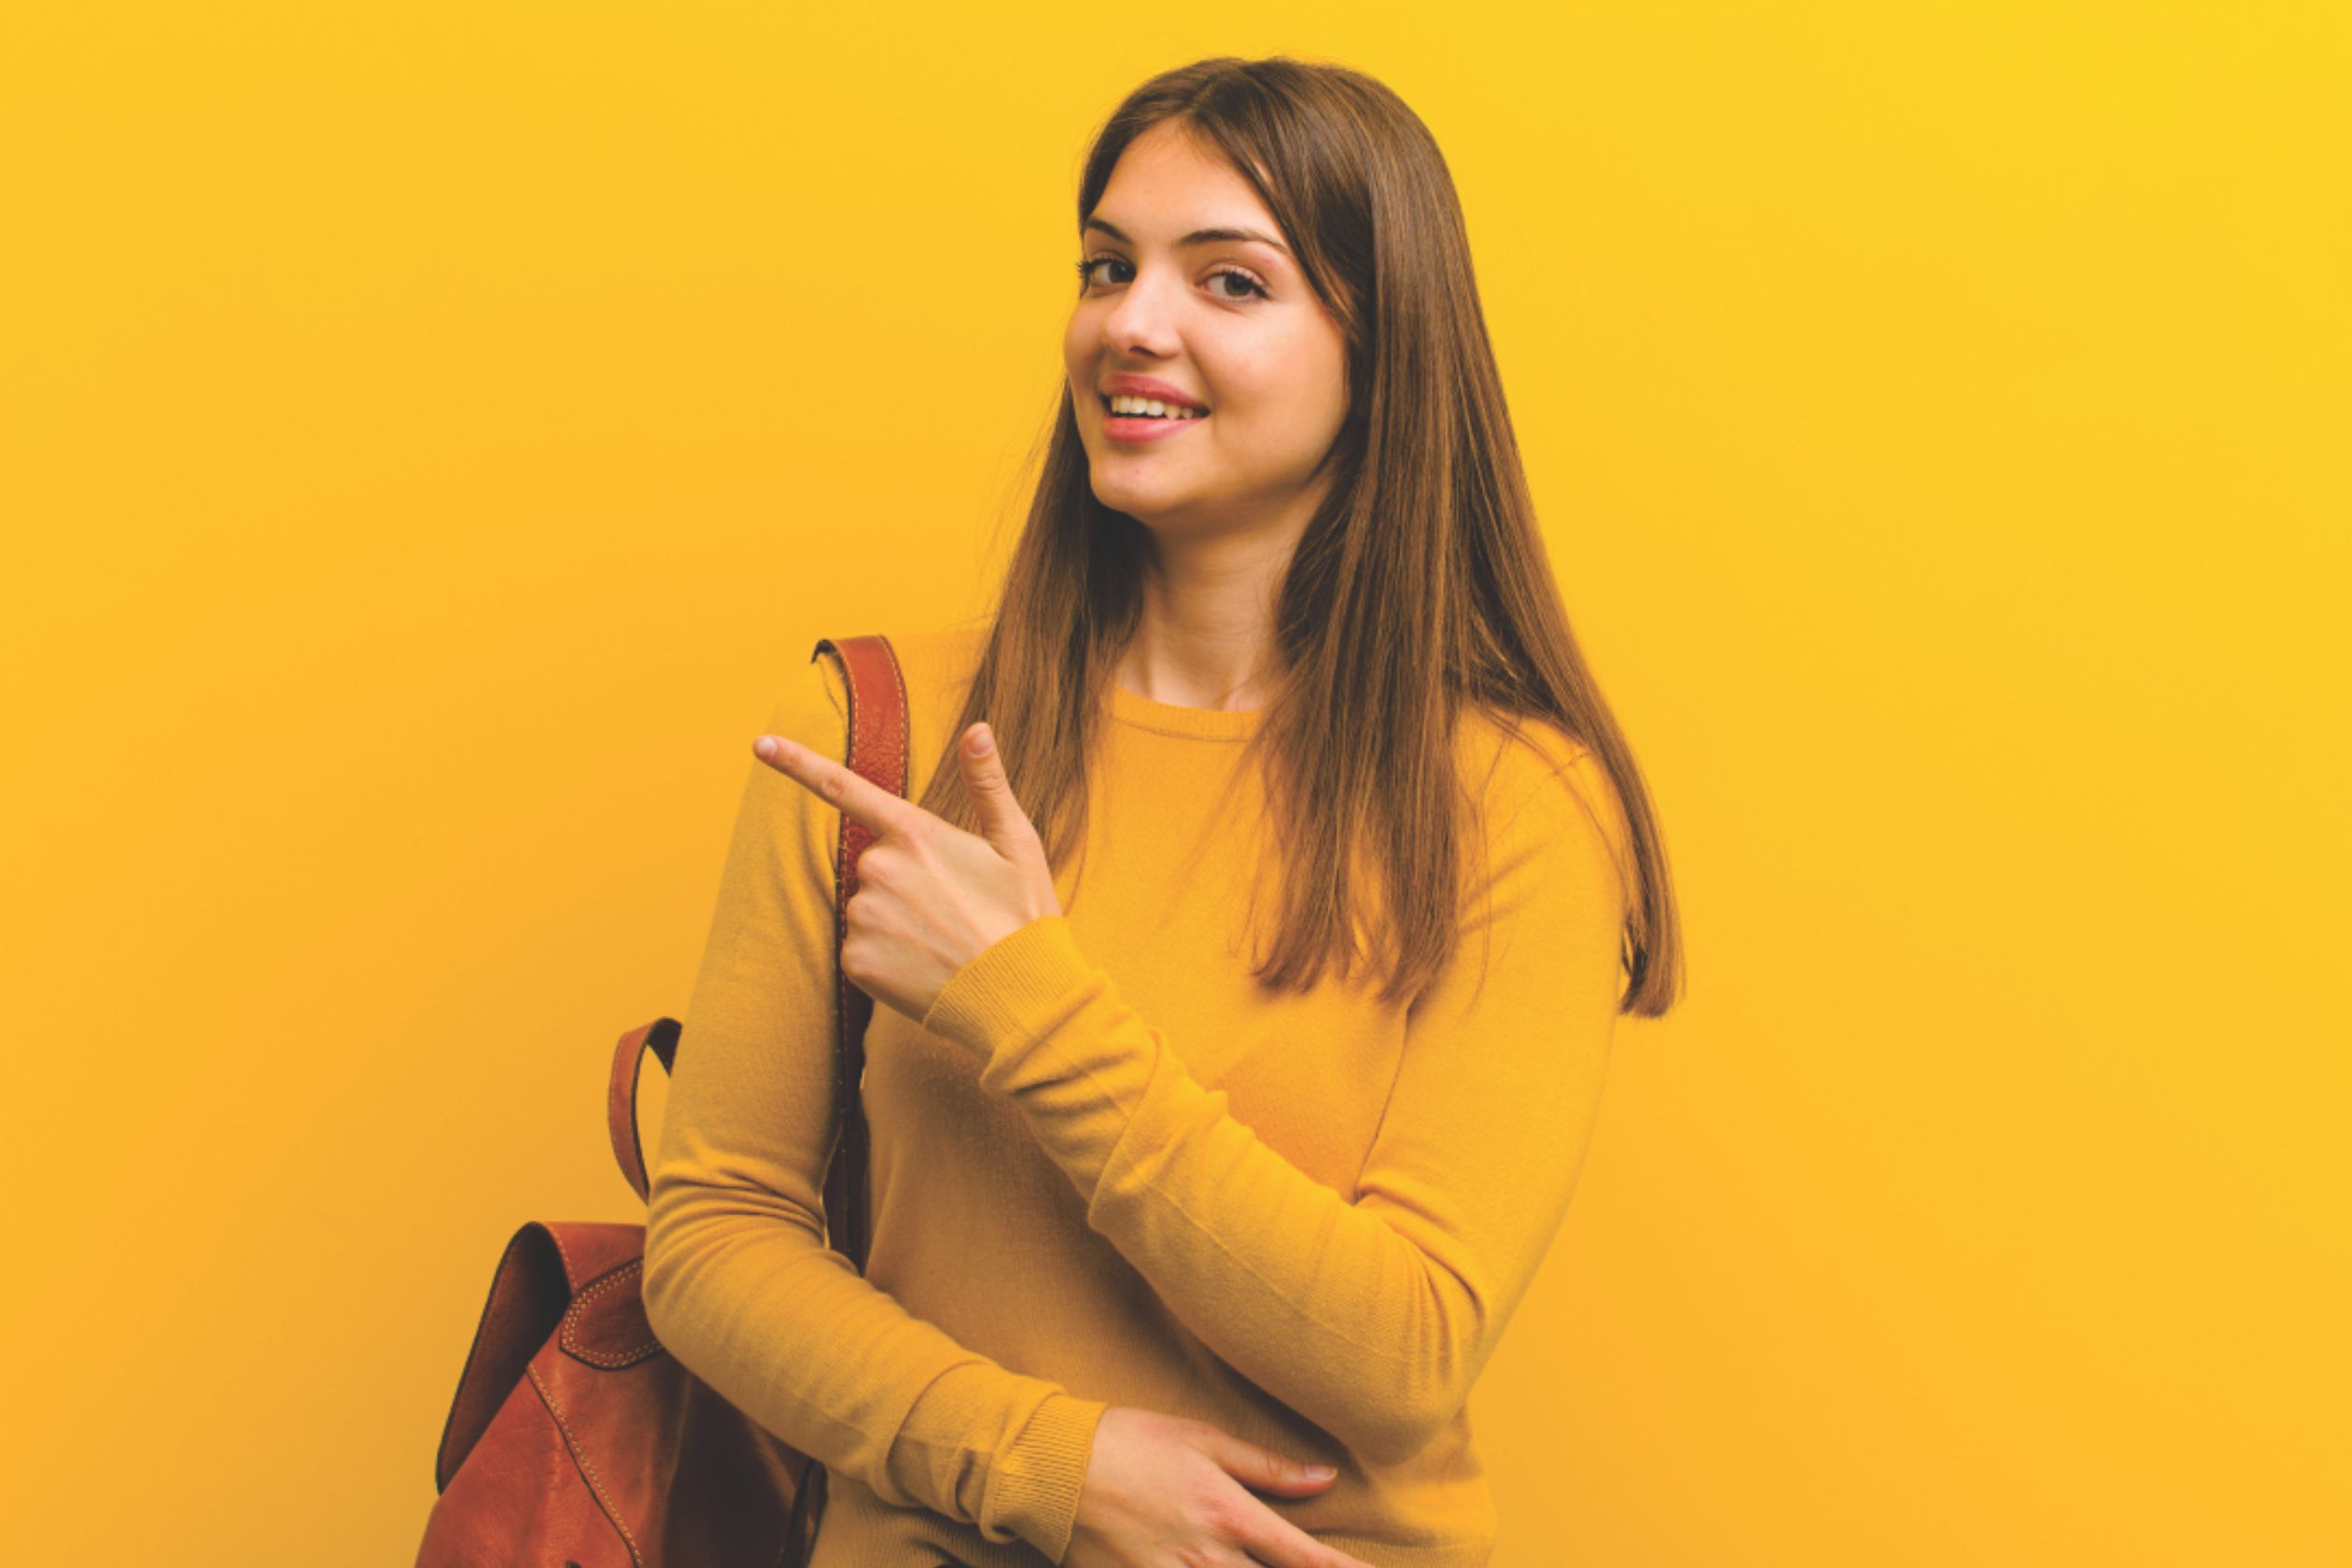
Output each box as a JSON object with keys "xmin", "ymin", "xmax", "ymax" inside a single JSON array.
[{"xmin": 4, "ymin": 4, "xmax": 2344, "ymax": 1563}]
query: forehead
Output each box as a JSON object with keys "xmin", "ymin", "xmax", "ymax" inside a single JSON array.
[{"xmin": 1089, "ymin": 122, "xmax": 1281, "ymax": 240}]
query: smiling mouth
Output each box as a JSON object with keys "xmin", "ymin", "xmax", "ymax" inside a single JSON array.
[{"xmin": 1099, "ymin": 396, "xmax": 1210, "ymax": 421}]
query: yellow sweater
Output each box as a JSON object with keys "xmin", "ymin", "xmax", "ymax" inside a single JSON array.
[{"xmin": 644, "ymin": 623, "xmax": 1633, "ymax": 1567}]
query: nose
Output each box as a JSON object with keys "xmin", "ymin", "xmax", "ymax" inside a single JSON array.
[{"xmin": 1099, "ymin": 265, "xmax": 1183, "ymax": 359}]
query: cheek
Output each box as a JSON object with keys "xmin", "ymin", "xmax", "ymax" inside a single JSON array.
[
  {"xmin": 1217, "ymin": 339, "xmax": 1334, "ymax": 418},
  {"xmin": 1222, "ymin": 358, "xmax": 1333, "ymax": 445},
  {"xmin": 1063, "ymin": 304, "xmax": 1104, "ymax": 371},
  {"xmin": 1211, "ymin": 355, "xmax": 1344, "ymax": 476},
  {"xmin": 1061, "ymin": 323, "xmax": 1097, "ymax": 428}
]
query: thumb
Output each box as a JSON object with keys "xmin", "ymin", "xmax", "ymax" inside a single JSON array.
[
  {"xmin": 1199, "ymin": 1429, "xmax": 1338, "ymax": 1495},
  {"xmin": 958, "ymin": 723, "xmax": 1041, "ymax": 858}
]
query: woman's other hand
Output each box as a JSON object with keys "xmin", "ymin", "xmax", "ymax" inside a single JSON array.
[{"xmin": 1064, "ymin": 1407, "xmax": 1372, "ymax": 1568}]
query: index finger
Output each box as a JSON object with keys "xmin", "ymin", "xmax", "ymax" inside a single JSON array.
[{"xmin": 756, "ymin": 734, "xmax": 921, "ymax": 838}]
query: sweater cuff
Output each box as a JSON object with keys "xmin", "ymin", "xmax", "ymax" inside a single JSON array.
[
  {"xmin": 990, "ymin": 1392, "xmax": 1109, "ymax": 1562},
  {"xmin": 920, "ymin": 915, "xmax": 1099, "ymax": 1058}
]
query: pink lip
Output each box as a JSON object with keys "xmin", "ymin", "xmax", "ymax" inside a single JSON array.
[{"xmin": 1101, "ymin": 408, "xmax": 1208, "ymax": 444}]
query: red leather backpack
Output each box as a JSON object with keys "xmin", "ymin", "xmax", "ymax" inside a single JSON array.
[{"xmin": 415, "ymin": 635, "xmax": 903, "ymax": 1568}]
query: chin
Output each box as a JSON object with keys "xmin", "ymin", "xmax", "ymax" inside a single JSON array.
[
  {"xmin": 1091, "ymin": 476, "xmax": 1182, "ymax": 519},
  {"xmin": 1096, "ymin": 493, "xmax": 1169, "ymax": 527}
]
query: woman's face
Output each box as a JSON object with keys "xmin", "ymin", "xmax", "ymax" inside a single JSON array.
[{"xmin": 1063, "ymin": 120, "xmax": 1351, "ymax": 541}]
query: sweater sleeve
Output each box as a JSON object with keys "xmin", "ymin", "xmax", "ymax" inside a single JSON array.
[
  {"xmin": 641, "ymin": 648, "xmax": 1109, "ymax": 1561},
  {"xmin": 917, "ymin": 729, "xmax": 1631, "ymax": 1468}
]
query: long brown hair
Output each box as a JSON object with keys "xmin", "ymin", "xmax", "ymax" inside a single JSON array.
[{"xmin": 917, "ymin": 54, "xmax": 1684, "ymax": 1018}]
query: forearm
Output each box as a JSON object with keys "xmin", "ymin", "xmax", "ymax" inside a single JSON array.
[
  {"xmin": 918, "ymin": 918, "xmax": 1559, "ymax": 1464},
  {"xmin": 918, "ymin": 756, "xmax": 1628, "ymax": 1466},
  {"xmin": 642, "ymin": 1183, "xmax": 1103, "ymax": 1554}
]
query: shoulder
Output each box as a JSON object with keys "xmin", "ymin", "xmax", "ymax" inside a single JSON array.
[
  {"xmin": 1455, "ymin": 706, "xmax": 1635, "ymax": 920},
  {"xmin": 772, "ymin": 619, "xmax": 989, "ymax": 772},
  {"xmin": 1451, "ymin": 705, "xmax": 1602, "ymax": 820},
  {"xmin": 875, "ymin": 619, "xmax": 990, "ymax": 717}
]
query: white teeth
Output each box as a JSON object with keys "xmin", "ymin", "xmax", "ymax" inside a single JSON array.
[{"xmin": 1107, "ymin": 394, "xmax": 1204, "ymax": 419}]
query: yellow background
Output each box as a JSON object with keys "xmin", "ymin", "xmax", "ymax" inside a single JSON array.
[{"xmin": 5, "ymin": 4, "xmax": 2344, "ymax": 1563}]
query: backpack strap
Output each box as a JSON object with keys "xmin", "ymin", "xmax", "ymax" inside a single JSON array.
[
  {"xmin": 607, "ymin": 634, "xmax": 908, "ymax": 1278},
  {"xmin": 780, "ymin": 634, "xmax": 907, "ymax": 1566},
  {"xmin": 810, "ymin": 634, "xmax": 909, "ymax": 1272}
]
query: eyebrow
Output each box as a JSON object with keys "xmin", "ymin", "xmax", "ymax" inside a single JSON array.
[{"xmin": 1083, "ymin": 217, "xmax": 1292, "ymax": 258}]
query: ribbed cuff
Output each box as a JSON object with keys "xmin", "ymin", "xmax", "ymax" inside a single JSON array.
[
  {"xmin": 920, "ymin": 915, "xmax": 1099, "ymax": 1058},
  {"xmin": 989, "ymin": 1392, "xmax": 1109, "ymax": 1563}
]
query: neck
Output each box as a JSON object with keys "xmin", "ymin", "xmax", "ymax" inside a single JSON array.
[{"xmin": 1115, "ymin": 510, "xmax": 1305, "ymax": 712}]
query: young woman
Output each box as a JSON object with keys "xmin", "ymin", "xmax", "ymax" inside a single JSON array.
[{"xmin": 645, "ymin": 55, "xmax": 1682, "ymax": 1568}]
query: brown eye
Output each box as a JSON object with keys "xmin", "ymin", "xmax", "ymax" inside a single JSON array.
[
  {"xmin": 1209, "ymin": 266, "xmax": 1270, "ymax": 301},
  {"xmin": 1076, "ymin": 256, "xmax": 1270, "ymax": 301}
]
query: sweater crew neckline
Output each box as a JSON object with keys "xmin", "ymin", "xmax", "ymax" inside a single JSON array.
[{"xmin": 1108, "ymin": 681, "xmax": 1263, "ymax": 740}]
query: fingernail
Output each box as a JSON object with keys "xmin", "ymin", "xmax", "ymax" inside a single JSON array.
[
  {"xmin": 969, "ymin": 724, "xmax": 994, "ymax": 756},
  {"xmin": 755, "ymin": 736, "xmax": 778, "ymax": 759},
  {"xmin": 1304, "ymin": 1464, "xmax": 1336, "ymax": 1479}
]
